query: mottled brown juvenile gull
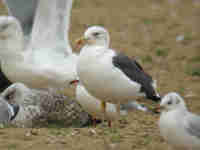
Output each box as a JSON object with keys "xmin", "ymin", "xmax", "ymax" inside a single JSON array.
[
  {"xmin": 0, "ymin": 98, "xmax": 19, "ymax": 124},
  {"xmin": 1, "ymin": 83, "xmax": 90, "ymax": 127}
]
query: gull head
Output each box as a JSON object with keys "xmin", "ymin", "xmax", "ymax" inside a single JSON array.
[
  {"xmin": 1, "ymin": 83, "xmax": 31, "ymax": 105},
  {"xmin": 0, "ymin": 16, "xmax": 22, "ymax": 40},
  {"xmin": 159, "ymin": 92, "xmax": 186, "ymax": 112},
  {"xmin": 76, "ymin": 26, "xmax": 110, "ymax": 48}
]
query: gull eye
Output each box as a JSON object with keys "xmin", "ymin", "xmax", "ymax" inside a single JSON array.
[
  {"xmin": 167, "ymin": 101, "xmax": 172, "ymax": 105},
  {"xmin": 93, "ymin": 32, "xmax": 100, "ymax": 36}
]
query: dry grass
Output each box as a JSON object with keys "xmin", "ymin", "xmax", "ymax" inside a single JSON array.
[{"xmin": 0, "ymin": 0, "xmax": 200, "ymax": 149}]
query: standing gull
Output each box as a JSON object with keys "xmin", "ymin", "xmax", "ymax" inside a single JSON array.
[
  {"xmin": 71, "ymin": 81, "xmax": 149, "ymax": 126},
  {"xmin": 158, "ymin": 92, "xmax": 200, "ymax": 150},
  {"xmin": 76, "ymin": 26, "xmax": 160, "ymax": 120}
]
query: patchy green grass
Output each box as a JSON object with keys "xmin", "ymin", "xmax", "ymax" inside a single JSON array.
[
  {"xmin": 184, "ymin": 32, "xmax": 193, "ymax": 41},
  {"xmin": 155, "ymin": 48, "xmax": 169, "ymax": 57},
  {"xmin": 73, "ymin": 0, "xmax": 82, "ymax": 9},
  {"xmin": 143, "ymin": 19, "xmax": 153, "ymax": 25},
  {"xmin": 110, "ymin": 133, "xmax": 123, "ymax": 143},
  {"xmin": 48, "ymin": 128, "xmax": 68, "ymax": 136},
  {"xmin": 143, "ymin": 136, "xmax": 153, "ymax": 145},
  {"xmin": 0, "ymin": 0, "xmax": 200, "ymax": 150},
  {"xmin": 7, "ymin": 144, "xmax": 18, "ymax": 150},
  {"xmin": 188, "ymin": 56, "xmax": 200, "ymax": 63},
  {"xmin": 102, "ymin": 127, "xmax": 123, "ymax": 143},
  {"xmin": 179, "ymin": 87, "xmax": 185, "ymax": 95},
  {"xmin": 142, "ymin": 55, "xmax": 153, "ymax": 63},
  {"xmin": 186, "ymin": 67, "xmax": 200, "ymax": 77}
]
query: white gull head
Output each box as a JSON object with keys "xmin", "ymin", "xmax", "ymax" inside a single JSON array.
[
  {"xmin": 83, "ymin": 26, "xmax": 110, "ymax": 48},
  {"xmin": 160, "ymin": 92, "xmax": 187, "ymax": 113}
]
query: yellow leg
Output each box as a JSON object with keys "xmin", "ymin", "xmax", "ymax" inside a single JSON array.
[
  {"xmin": 101, "ymin": 101, "xmax": 106, "ymax": 114},
  {"xmin": 115, "ymin": 102, "xmax": 121, "ymax": 116},
  {"xmin": 116, "ymin": 103, "xmax": 121, "ymax": 126},
  {"xmin": 100, "ymin": 101, "xmax": 106, "ymax": 125}
]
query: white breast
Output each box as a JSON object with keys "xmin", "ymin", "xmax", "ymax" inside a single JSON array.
[
  {"xmin": 77, "ymin": 46, "xmax": 141, "ymax": 104},
  {"xmin": 159, "ymin": 111, "xmax": 200, "ymax": 150},
  {"xmin": 76, "ymin": 84, "xmax": 121, "ymax": 121}
]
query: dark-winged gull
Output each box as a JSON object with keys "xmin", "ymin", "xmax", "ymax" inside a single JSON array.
[
  {"xmin": 158, "ymin": 92, "xmax": 200, "ymax": 150},
  {"xmin": 71, "ymin": 81, "xmax": 150, "ymax": 126},
  {"xmin": 76, "ymin": 26, "xmax": 160, "ymax": 122}
]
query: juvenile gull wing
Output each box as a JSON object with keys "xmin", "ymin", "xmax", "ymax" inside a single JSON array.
[
  {"xmin": 0, "ymin": 99, "xmax": 12, "ymax": 123},
  {"xmin": 3, "ymin": 0, "xmax": 38, "ymax": 35}
]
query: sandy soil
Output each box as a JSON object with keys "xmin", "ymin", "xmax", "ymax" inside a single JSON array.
[{"xmin": 0, "ymin": 0, "xmax": 200, "ymax": 149}]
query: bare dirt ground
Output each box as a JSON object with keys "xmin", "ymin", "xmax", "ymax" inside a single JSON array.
[{"xmin": 0, "ymin": 0, "xmax": 200, "ymax": 149}]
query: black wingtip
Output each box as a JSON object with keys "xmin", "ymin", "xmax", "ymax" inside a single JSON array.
[
  {"xmin": 10, "ymin": 104, "xmax": 20, "ymax": 121},
  {"xmin": 147, "ymin": 95, "xmax": 161, "ymax": 103},
  {"xmin": 154, "ymin": 96, "xmax": 161, "ymax": 102}
]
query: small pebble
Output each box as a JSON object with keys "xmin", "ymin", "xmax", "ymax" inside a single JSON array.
[
  {"xmin": 25, "ymin": 132, "xmax": 31, "ymax": 137},
  {"xmin": 31, "ymin": 129, "xmax": 40, "ymax": 136},
  {"xmin": 89, "ymin": 129, "xmax": 97, "ymax": 135},
  {"xmin": 176, "ymin": 35, "xmax": 184, "ymax": 42}
]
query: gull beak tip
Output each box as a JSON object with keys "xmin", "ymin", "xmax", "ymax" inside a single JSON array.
[
  {"xmin": 152, "ymin": 105, "xmax": 162, "ymax": 114},
  {"xmin": 75, "ymin": 37, "xmax": 85, "ymax": 49}
]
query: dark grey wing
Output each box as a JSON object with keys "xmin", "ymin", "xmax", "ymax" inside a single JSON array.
[
  {"xmin": 3, "ymin": 0, "xmax": 38, "ymax": 35},
  {"xmin": 184, "ymin": 113, "xmax": 200, "ymax": 139},
  {"xmin": 112, "ymin": 53, "xmax": 160, "ymax": 101},
  {"xmin": 132, "ymin": 58, "xmax": 144, "ymax": 71}
]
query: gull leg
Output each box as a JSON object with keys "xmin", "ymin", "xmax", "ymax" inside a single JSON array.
[
  {"xmin": 108, "ymin": 120, "xmax": 112, "ymax": 127},
  {"xmin": 91, "ymin": 116, "xmax": 97, "ymax": 127},
  {"xmin": 116, "ymin": 102, "xmax": 121, "ymax": 125},
  {"xmin": 100, "ymin": 101, "xmax": 106, "ymax": 126}
]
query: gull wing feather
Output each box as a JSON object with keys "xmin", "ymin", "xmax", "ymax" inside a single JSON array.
[
  {"xmin": 29, "ymin": 0, "xmax": 73, "ymax": 55},
  {"xmin": 3, "ymin": 0, "xmax": 38, "ymax": 35},
  {"xmin": 184, "ymin": 112, "xmax": 200, "ymax": 139},
  {"xmin": 112, "ymin": 53, "xmax": 160, "ymax": 101}
]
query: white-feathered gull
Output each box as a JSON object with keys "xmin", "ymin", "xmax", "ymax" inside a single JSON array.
[
  {"xmin": 76, "ymin": 26, "xmax": 160, "ymax": 121},
  {"xmin": 158, "ymin": 92, "xmax": 200, "ymax": 150},
  {"xmin": 70, "ymin": 81, "xmax": 149, "ymax": 126},
  {"xmin": 0, "ymin": 0, "xmax": 78, "ymax": 97},
  {"xmin": 3, "ymin": 0, "xmax": 37, "ymax": 36}
]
